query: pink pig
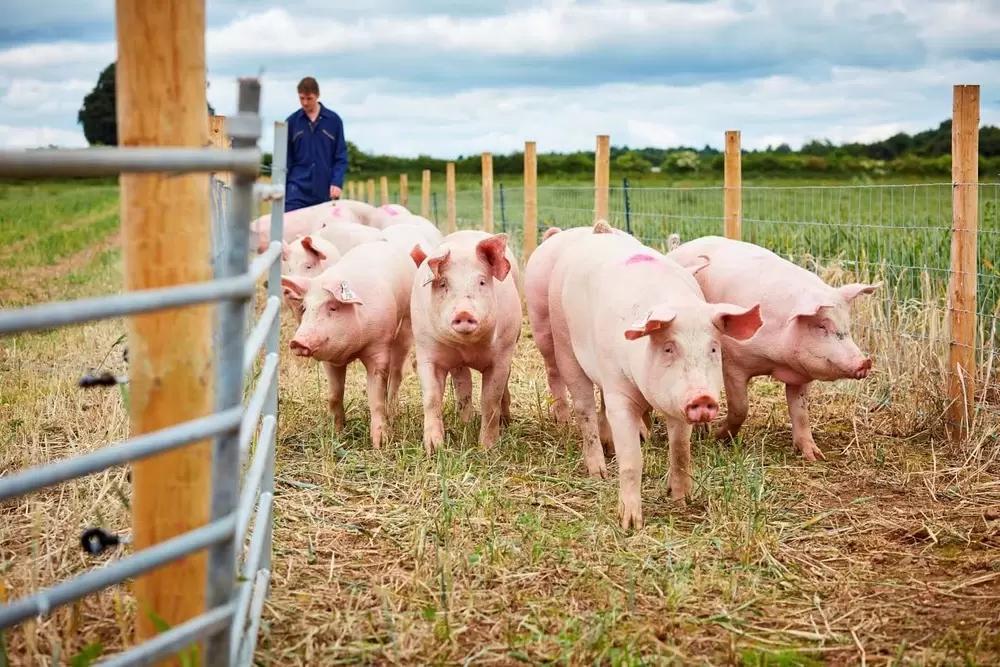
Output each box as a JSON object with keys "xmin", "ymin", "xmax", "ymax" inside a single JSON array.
[
  {"xmin": 282, "ymin": 240, "xmax": 416, "ymax": 448},
  {"xmin": 548, "ymin": 224, "xmax": 762, "ymax": 529},
  {"xmin": 281, "ymin": 235, "xmax": 341, "ymax": 278},
  {"xmin": 250, "ymin": 200, "xmax": 331, "ymax": 253},
  {"xmin": 315, "ymin": 221, "xmax": 384, "ymax": 254},
  {"xmin": 668, "ymin": 236, "xmax": 879, "ymax": 461},
  {"xmin": 409, "ymin": 231, "xmax": 522, "ymax": 453},
  {"xmin": 330, "ymin": 199, "xmax": 380, "ymax": 226}
]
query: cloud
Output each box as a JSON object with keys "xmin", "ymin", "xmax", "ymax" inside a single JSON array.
[{"xmin": 0, "ymin": 123, "xmax": 88, "ymax": 149}]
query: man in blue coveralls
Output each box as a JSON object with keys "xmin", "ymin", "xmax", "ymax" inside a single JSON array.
[{"xmin": 284, "ymin": 77, "xmax": 349, "ymax": 212}]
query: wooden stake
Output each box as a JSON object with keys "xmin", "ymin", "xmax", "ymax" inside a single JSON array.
[
  {"xmin": 421, "ymin": 169, "xmax": 431, "ymax": 218},
  {"xmin": 116, "ymin": 0, "xmax": 212, "ymax": 650},
  {"xmin": 523, "ymin": 141, "xmax": 538, "ymax": 260},
  {"xmin": 724, "ymin": 130, "xmax": 742, "ymax": 240},
  {"xmin": 380, "ymin": 175, "xmax": 389, "ymax": 205},
  {"xmin": 594, "ymin": 134, "xmax": 610, "ymax": 222},
  {"xmin": 948, "ymin": 84, "xmax": 980, "ymax": 440},
  {"xmin": 367, "ymin": 178, "xmax": 375, "ymax": 205},
  {"xmin": 399, "ymin": 173, "xmax": 409, "ymax": 208},
  {"xmin": 446, "ymin": 162, "xmax": 457, "ymax": 233},
  {"xmin": 482, "ymin": 152, "xmax": 494, "ymax": 232}
]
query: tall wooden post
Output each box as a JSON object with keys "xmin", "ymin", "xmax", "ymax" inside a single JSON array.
[
  {"xmin": 421, "ymin": 169, "xmax": 431, "ymax": 218},
  {"xmin": 594, "ymin": 134, "xmax": 610, "ymax": 222},
  {"xmin": 346, "ymin": 181, "xmax": 355, "ymax": 200},
  {"xmin": 948, "ymin": 84, "xmax": 980, "ymax": 440},
  {"xmin": 523, "ymin": 141, "xmax": 538, "ymax": 259},
  {"xmin": 366, "ymin": 178, "xmax": 376, "ymax": 205},
  {"xmin": 116, "ymin": 0, "xmax": 212, "ymax": 650},
  {"xmin": 724, "ymin": 130, "xmax": 742, "ymax": 240},
  {"xmin": 399, "ymin": 173, "xmax": 409, "ymax": 208},
  {"xmin": 208, "ymin": 115, "xmax": 230, "ymax": 186},
  {"xmin": 446, "ymin": 162, "xmax": 457, "ymax": 233},
  {"xmin": 380, "ymin": 175, "xmax": 389, "ymax": 205},
  {"xmin": 482, "ymin": 152, "xmax": 494, "ymax": 232}
]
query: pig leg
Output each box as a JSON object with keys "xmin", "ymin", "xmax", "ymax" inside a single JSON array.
[
  {"xmin": 531, "ymin": 312, "xmax": 572, "ymax": 423},
  {"xmin": 665, "ymin": 418, "xmax": 694, "ymax": 501},
  {"xmin": 387, "ymin": 322, "xmax": 413, "ymax": 418},
  {"xmin": 786, "ymin": 383, "xmax": 825, "ymax": 461},
  {"xmin": 598, "ymin": 390, "xmax": 614, "ymax": 457},
  {"xmin": 716, "ymin": 366, "xmax": 750, "ymax": 442},
  {"xmin": 451, "ymin": 366, "xmax": 475, "ymax": 423},
  {"xmin": 479, "ymin": 358, "xmax": 513, "ymax": 449},
  {"xmin": 561, "ymin": 377, "xmax": 607, "ymax": 478},
  {"xmin": 362, "ymin": 355, "xmax": 391, "ymax": 449},
  {"xmin": 322, "ymin": 362, "xmax": 348, "ymax": 432},
  {"xmin": 604, "ymin": 392, "xmax": 644, "ymax": 529},
  {"xmin": 640, "ymin": 410, "xmax": 653, "ymax": 443},
  {"xmin": 417, "ymin": 359, "xmax": 448, "ymax": 454},
  {"xmin": 501, "ymin": 384, "xmax": 512, "ymax": 426}
]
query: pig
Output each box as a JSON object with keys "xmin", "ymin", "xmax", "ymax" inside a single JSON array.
[
  {"xmin": 668, "ymin": 236, "xmax": 879, "ymax": 461},
  {"xmin": 368, "ymin": 203, "xmax": 413, "ymax": 229},
  {"xmin": 330, "ymin": 199, "xmax": 380, "ymax": 226},
  {"xmin": 381, "ymin": 223, "xmax": 440, "ymax": 259},
  {"xmin": 282, "ymin": 240, "xmax": 416, "ymax": 448},
  {"xmin": 314, "ymin": 220, "xmax": 384, "ymax": 254},
  {"xmin": 281, "ymin": 234, "xmax": 341, "ymax": 278},
  {"xmin": 524, "ymin": 222, "xmax": 641, "ymax": 424},
  {"xmin": 250, "ymin": 200, "xmax": 331, "ymax": 253},
  {"xmin": 410, "ymin": 231, "xmax": 522, "ymax": 454},
  {"xmin": 548, "ymin": 225, "xmax": 763, "ymax": 528}
]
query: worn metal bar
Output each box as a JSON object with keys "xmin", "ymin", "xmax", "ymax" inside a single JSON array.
[
  {"xmin": 239, "ymin": 353, "xmax": 279, "ymax": 459},
  {"xmin": 243, "ymin": 296, "xmax": 280, "ymax": 374},
  {"xmin": 0, "ymin": 408, "xmax": 241, "ymax": 501},
  {"xmin": 0, "ymin": 147, "xmax": 260, "ymax": 178},
  {"xmin": 0, "ymin": 516, "xmax": 236, "ymax": 629},
  {"xmin": 0, "ymin": 275, "xmax": 253, "ymax": 336},
  {"xmin": 97, "ymin": 602, "xmax": 236, "ymax": 667},
  {"xmin": 249, "ymin": 242, "xmax": 282, "ymax": 283},
  {"xmin": 205, "ymin": 77, "xmax": 260, "ymax": 667},
  {"xmin": 229, "ymin": 492, "xmax": 274, "ymax": 663},
  {"xmin": 237, "ymin": 569, "xmax": 271, "ymax": 666},
  {"xmin": 235, "ymin": 416, "xmax": 276, "ymax": 546}
]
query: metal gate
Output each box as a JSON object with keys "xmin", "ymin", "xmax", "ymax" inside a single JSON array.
[{"xmin": 0, "ymin": 77, "xmax": 285, "ymax": 666}]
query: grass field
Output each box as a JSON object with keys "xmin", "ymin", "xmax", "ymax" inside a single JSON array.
[{"xmin": 2, "ymin": 178, "xmax": 1000, "ymax": 665}]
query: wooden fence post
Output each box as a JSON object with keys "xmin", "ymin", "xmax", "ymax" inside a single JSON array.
[
  {"xmin": 724, "ymin": 130, "xmax": 742, "ymax": 240},
  {"xmin": 208, "ymin": 115, "xmax": 230, "ymax": 186},
  {"xmin": 594, "ymin": 134, "xmax": 610, "ymax": 222},
  {"xmin": 948, "ymin": 84, "xmax": 980, "ymax": 440},
  {"xmin": 117, "ymin": 0, "xmax": 213, "ymax": 650},
  {"xmin": 482, "ymin": 152, "xmax": 494, "ymax": 232},
  {"xmin": 446, "ymin": 162, "xmax": 457, "ymax": 233},
  {"xmin": 400, "ymin": 173, "xmax": 409, "ymax": 208},
  {"xmin": 421, "ymin": 169, "xmax": 431, "ymax": 218},
  {"xmin": 367, "ymin": 178, "xmax": 376, "ymax": 205},
  {"xmin": 523, "ymin": 141, "xmax": 538, "ymax": 259},
  {"xmin": 379, "ymin": 176, "xmax": 389, "ymax": 205}
]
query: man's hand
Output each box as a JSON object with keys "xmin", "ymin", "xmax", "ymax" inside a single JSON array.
[{"xmin": 330, "ymin": 185, "xmax": 343, "ymax": 200}]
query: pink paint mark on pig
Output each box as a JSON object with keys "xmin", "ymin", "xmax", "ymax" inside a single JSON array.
[
  {"xmin": 380, "ymin": 205, "xmax": 400, "ymax": 216},
  {"xmin": 625, "ymin": 253, "xmax": 657, "ymax": 265},
  {"xmin": 332, "ymin": 206, "xmax": 344, "ymax": 218}
]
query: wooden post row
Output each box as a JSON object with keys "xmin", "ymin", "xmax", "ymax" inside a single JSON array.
[
  {"xmin": 482, "ymin": 152, "xmax": 494, "ymax": 232},
  {"xmin": 421, "ymin": 169, "xmax": 431, "ymax": 218},
  {"xmin": 399, "ymin": 173, "xmax": 409, "ymax": 208},
  {"xmin": 446, "ymin": 162, "xmax": 457, "ymax": 233},
  {"xmin": 948, "ymin": 84, "xmax": 980, "ymax": 440},
  {"xmin": 724, "ymin": 130, "xmax": 742, "ymax": 240},
  {"xmin": 367, "ymin": 178, "xmax": 375, "ymax": 205},
  {"xmin": 379, "ymin": 176, "xmax": 389, "ymax": 205},
  {"xmin": 523, "ymin": 141, "xmax": 538, "ymax": 259},
  {"xmin": 594, "ymin": 134, "xmax": 610, "ymax": 222},
  {"xmin": 117, "ymin": 0, "xmax": 213, "ymax": 649}
]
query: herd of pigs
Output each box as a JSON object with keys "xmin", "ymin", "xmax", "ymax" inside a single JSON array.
[{"xmin": 249, "ymin": 199, "xmax": 879, "ymax": 529}]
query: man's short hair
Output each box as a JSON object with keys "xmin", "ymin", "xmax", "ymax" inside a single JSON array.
[{"xmin": 297, "ymin": 77, "xmax": 319, "ymax": 96}]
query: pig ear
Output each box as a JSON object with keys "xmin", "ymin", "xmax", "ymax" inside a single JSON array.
[
  {"xmin": 839, "ymin": 282, "xmax": 881, "ymax": 303},
  {"xmin": 713, "ymin": 303, "xmax": 763, "ymax": 341},
  {"xmin": 684, "ymin": 254, "xmax": 710, "ymax": 276},
  {"xmin": 785, "ymin": 294, "xmax": 837, "ymax": 326},
  {"xmin": 427, "ymin": 249, "xmax": 451, "ymax": 280},
  {"xmin": 280, "ymin": 275, "xmax": 310, "ymax": 300},
  {"xmin": 624, "ymin": 305, "xmax": 677, "ymax": 341},
  {"xmin": 592, "ymin": 220, "xmax": 614, "ymax": 234},
  {"xmin": 323, "ymin": 279, "xmax": 364, "ymax": 305},
  {"xmin": 476, "ymin": 234, "xmax": 511, "ymax": 281},
  {"xmin": 300, "ymin": 236, "xmax": 327, "ymax": 261},
  {"xmin": 410, "ymin": 243, "xmax": 428, "ymax": 268},
  {"xmin": 667, "ymin": 233, "xmax": 681, "ymax": 251}
]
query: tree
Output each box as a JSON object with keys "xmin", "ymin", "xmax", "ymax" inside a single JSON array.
[
  {"xmin": 78, "ymin": 62, "xmax": 216, "ymax": 146},
  {"xmin": 614, "ymin": 150, "xmax": 652, "ymax": 174}
]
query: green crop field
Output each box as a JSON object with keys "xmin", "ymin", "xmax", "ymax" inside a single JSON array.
[{"xmin": 2, "ymin": 178, "xmax": 999, "ymax": 665}]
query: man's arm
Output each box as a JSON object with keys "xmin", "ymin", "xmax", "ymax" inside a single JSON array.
[{"xmin": 329, "ymin": 117, "xmax": 349, "ymax": 198}]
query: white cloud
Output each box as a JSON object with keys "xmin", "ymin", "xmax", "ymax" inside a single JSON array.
[{"xmin": 0, "ymin": 124, "xmax": 88, "ymax": 149}]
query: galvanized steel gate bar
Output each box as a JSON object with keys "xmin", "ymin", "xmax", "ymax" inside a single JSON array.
[{"xmin": 0, "ymin": 77, "xmax": 284, "ymax": 667}]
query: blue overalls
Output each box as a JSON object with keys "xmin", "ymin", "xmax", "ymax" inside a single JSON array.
[{"xmin": 284, "ymin": 103, "xmax": 349, "ymax": 212}]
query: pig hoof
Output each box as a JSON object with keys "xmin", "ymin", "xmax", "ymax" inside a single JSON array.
[
  {"xmin": 618, "ymin": 500, "xmax": 643, "ymax": 530},
  {"xmin": 602, "ymin": 440, "xmax": 615, "ymax": 458},
  {"xmin": 796, "ymin": 440, "xmax": 826, "ymax": 461},
  {"xmin": 458, "ymin": 404, "xmax": 475, "ymax": 424},
  {"xmin": 714, "ymin": 425, "xmax": 738, "ymax": 442},
  {"xmin": 549, "ymin": 401, "xmax": 571, "ymax": 424}
]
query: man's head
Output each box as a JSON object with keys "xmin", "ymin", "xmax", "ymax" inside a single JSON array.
[{"xmin": 297, "ymin": 77, "xmax": 320, "ymax": 115}]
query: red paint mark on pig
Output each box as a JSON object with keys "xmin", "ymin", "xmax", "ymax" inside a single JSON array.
[{"xmin": 625, "ymin": 253, "xmax": 657, "ymax": 265}]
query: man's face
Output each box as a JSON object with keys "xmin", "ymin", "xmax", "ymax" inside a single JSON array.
[{"xmin": 299, "ymin": 92, "xmax": 319, "ymax": 114}]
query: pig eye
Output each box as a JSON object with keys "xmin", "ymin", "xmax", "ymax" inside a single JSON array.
[
  {"xmin": 815, "ymin": 323, "xmax": 829, "ymax": 335},
  {"xmin": 711, "ymin": 343, "xmax": 719, "ymax": 354},
  {"xmin": 328, "ymin": 303, "xmax": 339, "ymax": 313},
  {"xmin": 663, "ymin": 343, "xmax": 675, "ymax": 355},
  {"xmin": 479, "ymin": 277, "xmax": 487, "ymax": 287},
  {"xmin": 436, "ymin": 279, "xmax": 448, "ymax": 290}
]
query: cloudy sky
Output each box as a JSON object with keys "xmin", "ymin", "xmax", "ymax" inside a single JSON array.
[{"xmin": 1, "ymin": 0, "xmax": 999, "ymax": 156}]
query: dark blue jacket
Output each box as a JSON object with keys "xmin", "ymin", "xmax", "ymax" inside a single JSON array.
[{"xmin": 284, "ymin": 103, "xmax": 348, "ymax": 211}]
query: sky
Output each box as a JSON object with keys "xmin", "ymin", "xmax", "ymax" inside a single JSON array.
[{"xmin": 1, "ymin": 0, "xmax": 999, "ymax": 157}]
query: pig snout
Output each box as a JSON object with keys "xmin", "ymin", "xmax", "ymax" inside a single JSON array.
[
  {"xmin": 289, "ymin": 337, "xmax": 314, "ymax": 357},
  {"xmin": 450, "ymin": 310, "xmax": 480, "ymax": 335},
  {"xmin": 853, "ymin": 357, "xmax": 873, "ymax": 379},
  {"xmin": 684, "ymin": 394, "xmax": 719, "ymax": 424}
]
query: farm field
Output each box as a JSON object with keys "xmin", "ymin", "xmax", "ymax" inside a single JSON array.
[{"xmin": 2, "ymin": 178, "xmax": 1000, "ymax": 665}]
